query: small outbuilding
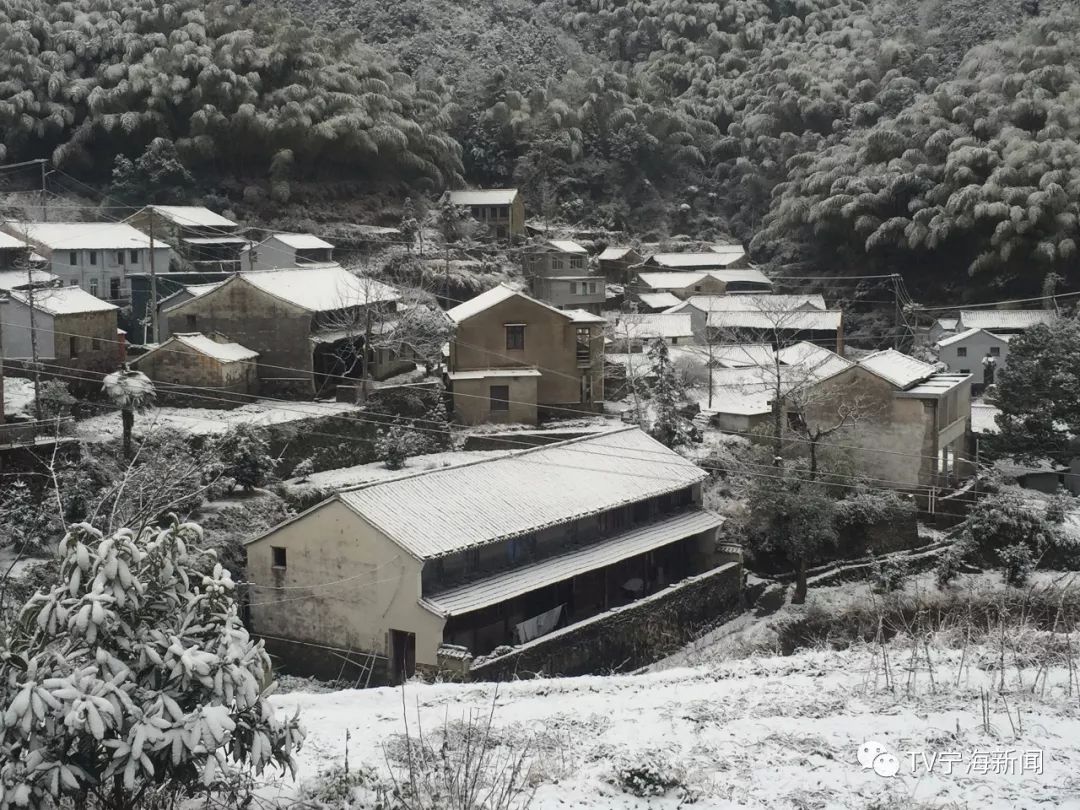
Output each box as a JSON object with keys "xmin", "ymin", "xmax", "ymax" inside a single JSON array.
[{"xmin": 131, "ymin": 332, "xmax": 259, "ymax": 406}]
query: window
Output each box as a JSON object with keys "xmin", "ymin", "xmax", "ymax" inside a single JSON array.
[
  {"xmin": 959, "ymin": 368, "xmax": 971, "ymax": 375},
  {"xmin": 570, "ymin": 256, "xmax": 585, "ymax": 270},
  {"xmin": 580, "ymin": 373, "xmax": 592, "ymax": 402},
  {"xmin": 68, "ymin": 279, "xmax": 77, "ymax": 286},
  {"xmin": 693, "ymin": 285, "xmax": 702, "ymax": 291},
  {"xmin": 89, "ymin": 278, "xmax": 99, "ymax": 296},
  {"xmin": 116, "ymin": 250, "xmax": 124, "ymax": 264},
  {"xmin": 129, "ymin": 249, "xmax": 139, "ymax": 263},
  {"xmin": 588, "ymin": 282, "xmax": 598, "ymax": 294},
  {"xmin": 569, "ymin": 282, "xmax": 578, "ymax": 295},
  {"xmin": 551, "ymin": 257, "xmax": 564, "ymax": 271},
  {"xmin": 91, "ymin": 336, "xmax": 101, "ymax": 350},
  {"xmin": 490, "ymin": 385, "xmax": 510, "ymax": 412},
  {"xmin": 989, "ymin": 346, "xmax": 1001, "ymax": 357},
  {"xmin": 956, "ymin": 347, "xmax": 967, "ymax": 358},
  {"xmin": 109, "ymin": 278, "xmax": 120, "ymax": 299},
  {"xmin": 69, "ymin": 251, "xmax": 78, "ymax": 266},
  {"xmin": 68, "ymin": 337, "xmax": 78, "ymax": 358},
  {"xmin": 88, "ymin": 251, "xmax": 97, "ymax": 266},
  {"xmin": 505, "ymin": 324, "xmax": 525, "ymax": 351},
  {"xmin": 185, "ymin": 314, "xmax": 197, "ymax": 330},
  {"xmin": 271, "ymin": 547, "xmax": 287, "ymax": 568}
]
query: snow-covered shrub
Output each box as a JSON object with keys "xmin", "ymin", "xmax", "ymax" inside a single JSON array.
[
  {"xmin": 868, "ymin": 552, "xmax": 909, "ymax": 593},
  {"xmin": 292, "ymin": 457, "xmax": 315, "ymax": 483},
  {"xmin": 612, "ymin": 753, "xmax": 685, "ymax": 798},
  {"xmin": 377, "ymin": 424, "xmax": 419, "ymax": 470},
  {"xmin": 999, "ymin": 542, "xmax": 1037, "ymax": 587},
  {"xmin": 302, "ymin": 764, "xmax": 385, "ymax": 808},
  {"xmin": 935, "ymin": 541, "xmax": 971, "ymax": 590},
  {"xmin": 214, "ymin": 424, "xmax": 278, "ymax": 492},
  {"xmin": 0, "ymin": 517, "xmax": 304, "ymax": 809},
  {"xmin": 35, "ymin": 380, "xmax": 76, "ymax": 422}
]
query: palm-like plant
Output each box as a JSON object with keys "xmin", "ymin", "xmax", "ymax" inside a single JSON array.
[{"xmin": 102, "ymin": 366, "xmax": 155, "ymax": 457}]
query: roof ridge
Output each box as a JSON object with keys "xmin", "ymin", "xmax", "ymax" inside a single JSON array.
[{"xmin": 337, "ymin": 426, "xmax": 639, "ymax": 496}]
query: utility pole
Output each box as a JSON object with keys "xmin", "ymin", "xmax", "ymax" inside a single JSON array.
[
  {"xmin": 40, "ymin": 161, "xmax": 47, "ymax": 223},
  {"xmin": 891, "ymin": 274, "xmax": 902, "ymax": 350},
  {"xmin": 148, "ymin": 206, "xmax": 158, "ymax": 345},
  {"xmin": 19, "ymin": 227, "xmax": 41, "ymax": 420}
]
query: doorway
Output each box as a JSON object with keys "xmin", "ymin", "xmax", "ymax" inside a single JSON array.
[{"xmin": 389, "ymin": 629, "xmax": 416, "ymax": 683}]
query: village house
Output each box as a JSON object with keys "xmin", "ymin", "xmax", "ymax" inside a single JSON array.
[
  {"xmin": 130, "ymin": 332, "xmax": 259, "ymax": 405},
  {"xmin": 635, "ymin": 268, "xmax": 773, "ymax": 299},
  {"xmin": 244, "ymin": 427, "xmax": 739, "ymax": 683},
  {"xmin": 936, "ymin": 328, "xmax": 1011, "ymax": 388},
  {"xmin": 0, "ymin": 222, "xmax": 168, "ymax": 304},
  {"xmin": 597, "ymin": 247, "xmax": 644, "ymax": 284},
  {"xmin": 0, "ymin": 269, "xmax": 58, "ymax": 293},
  {"xmin": 956, "ymin": 309, "xmax": 1055, "ymax": 334},
  {"xmin": 252, "ymin": 233, "xmax": 339, "ymax": 273},
  {"xmin": 0, "ymin": 231, "xmax": 33, "ymax": 271},
  {"xmin": 641, "ymin": 249, "xmax": 749, "ymax": 272},
  {"xmin": 157, "ymin": 282, "xmax": 225, "ymax": 339},
  {"xmin": 447, "ymin": 189, "xmax": 525, "ymax": 241},
  {"xmin": 692, "ymin": 302, "xmax": 844, "ymax": 353},
  {"xmin": 928, "ymin": 317, "xmax": 959, "ymax": 344},
  {"xmin": 128, "ymin": 205, "xmax": 247, "ymax": 272},
  {"xmin": 445, "ymin": 285, "xmax": 605, "ymax": 424},
  {"xmin": 635, "ymin": 292, "xmax": 683, "ymax": 313},
  {"xmin": 608, "ymin": 312, "xmax": 695, "ymax": 352},
  {"xmin": 160, "ymin": 266, "xmax": 401, "ymax": 396},
  {"xmin": 0, "ymin": 286, "xmax": 121, "ymax": 384},
  {"xmin": 525, "ymin": 239, "xmax": 605, "ymax": 313},
  {"xmin": 667, "ymin": 294, "xmax": 828, "ymax": 342}
]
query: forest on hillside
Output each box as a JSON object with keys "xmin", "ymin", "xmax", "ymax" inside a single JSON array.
[{"xmin": 1, "ymin": 0, "xmax": 1079, "ymax": 300}]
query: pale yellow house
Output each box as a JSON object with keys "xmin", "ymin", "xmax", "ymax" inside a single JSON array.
[
  {"xmin": 245, "ymin": 428, "xmax": 732, "ymax": 683},
  {"xmin": 445, "ymin": 285, "xmax": 605, "ymax": 424}
]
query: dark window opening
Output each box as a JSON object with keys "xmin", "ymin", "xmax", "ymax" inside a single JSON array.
[
  {"xmin": 490, "ymin": 385, "xmax": 510, "ymax": 412},
  {"xmin": 989, "ymin": 346, "xmax": 1001, "ymax": 357},
  {"xmin": 110, "ymin": 278, "xmax": 120, "ymax": 299},
  {"xmin": 129, "ymin": 249, "xmax": 139, "ymax": 263},
  {"xmin": 89, "ymin": 251, "xmax": 97, "ymax": 266},
  {"xmin": 271, "ymin": 546, "xmax": 287, "ymax": 568},
  {"xmin": 116, "ymin": 250, "xmax": 124, "ymax": 264},
  {"xmin": 185, "ymin": 314, "xmax": 197, "ymax": 330},
  {"xmin": 957, "ymin": 347, "xmax": 967, "ymax": 358},
  {"xmin": 505, "ymin": 324, "xmax": 525, "ymax": 351},
  {"xmin": 69, "ymin": 251, "xmax": 78, "ymax": 266},
  {"xmin": 68, "ymin": 337, "xmax": 78, "ymax": 358}
]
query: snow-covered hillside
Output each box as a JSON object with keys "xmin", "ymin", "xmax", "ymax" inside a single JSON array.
[{"xmin": 265, "ymin": 639, "xmax": 1080, "ymax": 808}]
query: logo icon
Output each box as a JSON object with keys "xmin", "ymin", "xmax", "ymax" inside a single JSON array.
[{"xmin": 857, "ymin": 740, "xmax": 900, "ymax": 777}]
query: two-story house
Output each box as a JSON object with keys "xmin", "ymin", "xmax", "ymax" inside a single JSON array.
[
  {"xmin": 636, "ymin": 268, "xmax": 773, "ymax": 299},
  {"xmin": 1, "ymin": 286, "xmax": 122, "ymax": 384},
  {"xmin": 525, "ymin": 239, "xmax": 605, "ymax": 314},
  {"xmin": 244, "ymin": 427, "xmax": 738, "ymax": 682},
  {"xmin": 666, "ymin": 294, "xmax": 833, "ymax": 346},
  {"xmin": 447, "ymin": 189, "xmax": 525, "ymax": 241},
  {"xmin": 160, "ymin": 266, "xmax": 400, "ymax": 396},
  {"xmin": 936, "ymin": 328, "xmax": 1011, "ymax": 387},
  {"xmin": 1, "ymin": 222, "xmax": 168, "ymax": 304},
  {"xmin": 445, "ymin": 285, "xmax": 605, "ymax": 424},
  {"xmin": 252, "ymin": 233, "xmax": 338, "ymax": 272},
  {"xmin": 597, "ymin": 247, "xmax": 644, "ymax": 284}
]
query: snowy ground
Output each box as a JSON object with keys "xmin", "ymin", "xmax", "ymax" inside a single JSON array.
[
  {"xmin": 282, "ymin": 449, "xmax": 515, "ymax": 491},
  {"xmin": 2, "ymin": 377, "xmax": 34, "ymax": 418},
  {"xmin": 261, "ymin": 572, "xmax": 1080, "ymax": 808},
  {"xmin": 76, "ymin": 399, "xmax": 363, "ymax": 440}
]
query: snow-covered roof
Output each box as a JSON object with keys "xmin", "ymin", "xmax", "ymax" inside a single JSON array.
[
  {"xmin": 181, "ymin": 236, "xmax": 249, "ymax": 245},
  {"xmin": 709, "ymin": 343, "xmax": 778, "ymax": 368},
  {"xmin": 971, "ymin": 401, "xmax": 1000, "ymax": 435},
  {"xmin": 598, "ymin": 247, "xmax": 638, "ymax": 262},
  {"xmin": 446, "ymin": 368, "xmax": 543, "ymax": 381},
  {"xmin": 9, "ymin": 286, "xmax": 118, "ymax": 315},
  {"xmin": 0, "ymin": 232, "xmax": 28, "ymax": 250},
  {"xmin": 8, "ymin": 222, "xmax": 153, "ymax": 250},
  {"xmin": 637, "ymin": 269, "xmax": 772, "ymax": 289},
  {"xmin": 646, "ymin": 252, "xmax": 747, "ymax": 269},
  {"xmin": 237, "ymin": 267, "xmax": 399, "ymax": 313},
  {"xmin": 933, "ymin": 318, "xmax": 958, "ymax": 331},
  {"xmin": 611, "ymin": 313, "xmax": 694, "ymax": 341},
  {"xmin": 172, "ymin": 333, "xmax": 258, "ymax": 362},
  {"xmin": 328, "ymin": 428, "xmax": 707, "ymax": 559},
  {"xmin": 148, "ymin": 206, "xmax": 237, "ymax": 228},
  {"xmin": 637, "ymin": 292, "xmax": 683, "ymax": 310},
  {"xmin": 423, "ymin": 509, "xmax": 724, "ymax": 616},
  {"xmin": 857, "ymin": 349, "xmax": 936, "ymax": 389},
  {"xmin": 681, "ymin": 294, "xmax": 826, "ymax": 312},
  {"xmin": 958, "ymin": 310, "xmax": 1055, "ymax": 331},
  {"xmin": 896, "ymin": 373, "xmax": 971, "ymax": 399},
  {"xmin": 937, "ymin": 327, "xmax": 1010, "ymax": 348},
  {"xmin": 776, "ymin": 341, "xmax": 853, "ymax": 379},
  {"xmin": 447, "ymin": 284, "xmax": 604, "ymax": 325},
  {"xmin": 709, "ymin": 244, "xmax": 746, "ymax": 255},
  {"xmin": 447, "ymin": 189, "xmax": 519, "ymax": 206},
  {"xmin": 705, "ymin": 310, "xmax": 842, "ymax": 332},
  {"xmin": 267, "ymin": 233, "xmax": 334, "ymax": 250},
  {"xmin": 159, "ymin": 281, "xmax": 225, "ymax": 311},
  {"xmin": 0, "ymin": 269, "xmax": 58, "ymax": 291},
  {"xmin": 545, "ymin": 239, "xmax": 587, "ymax": 254}
]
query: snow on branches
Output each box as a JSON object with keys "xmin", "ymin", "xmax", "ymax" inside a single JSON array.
[{"xmin": 0, "ymin": 518, "xmax": 303, "ymax": 809}]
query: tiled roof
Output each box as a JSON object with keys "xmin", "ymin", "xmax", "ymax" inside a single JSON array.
[
  {"xmin": 171, "ymin": 333, "xmax": 258, "ymax": 362},
  {"xmin": 546, "ymin": 239, "xmax": 587, "ymax": 254},
  {"xmin": 0, "ymin": 269, "xmax": 58, "ymax": 291},
  {"xmin": 598, "ymin": 247, "xmax": 637, "ymax": 261},
  {"xmin": 705, "ymin": 309, "xmax": 842, "ymax": 332},
  {"xmin": 857, "ymin": 349, "xmax": 936, "ymax": 388},
  {"xmin": 611, "ymin": 313, "xmax": 694, "ymax": 340},
  {"xmin": 9, "ymin": 286, "xmax": 118, "ymax": 315},
  {"xmin": 447, "ymin": 284, "xmax": 604, "ymax": 325},
  {"xmin": 958, "ymin": 310, "xmax": 1055, "ymax": 331},
  {"xmin": 682, "ymin": 294, "xmax": 827, "ymax": 312},
  {"xmin": 637, "ymin": 269, "xmax": 772, "ymax": 289},
  {"xmin": 268, "ymin": 233, "xmax": 334, "ymax": 250},
  {"xmin": 646, "ymin": 252, "xmax": 746, "ymax": 268},
  {"xmin": 636, "ymin": 292, "xmax": 682, "ymax": 310},
  {"xmin": 422, "ymin": 509, "xmax": 724, "ymax": 616},
  {"xmin": 148, "ymin": 206, "xmax": 237, "ymax": 228},
  {"xmin": 8, "ymin": 222, "xmax": 154, "ymax": 250},
  {"xmin": 447, "ymin": 189, "xmax": 519, "ymax": 206},
  {"xmin": 937, "ymin": 327, "xmax": 1010, "ymax": 348},
  {"xmin": 446, "ymin": 368, "xmax": 542, "ymax": 380},
  {"xmin": 238, "ymin": 267, "xmax": 398, "ymax": 313},
  {"xmin": 337, "ymin": 428, "xmax": 707, "ymax": 559}
]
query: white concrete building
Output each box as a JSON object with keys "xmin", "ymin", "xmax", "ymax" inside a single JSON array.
[
  {"xmin": 936, "ymin": 328, "xmax": 1011, "ymax": 386},
  {"xmin": 252, "ymin": 233, "xmax": 338, "ymax": 272}
]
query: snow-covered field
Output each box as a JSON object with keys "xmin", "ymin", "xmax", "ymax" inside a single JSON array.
[
  {"xmin": 262, "ymin": 574, "xmax": 1080, "ymax": 808},
  {"xmin": 266, "ymin": 645, "xmax": 1080, "ymax": 808},
  {"xmin": 76, "ymin": 399, "xmax": 362, "ymax": 439},
  {"xmin": 2, "ymin": 377, "xmax": 34, "ymax": 418}
]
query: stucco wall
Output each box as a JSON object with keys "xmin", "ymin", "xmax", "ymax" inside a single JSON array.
[
  {"xmin": 165, "ymin": 278, "xmax": 314, "ymax": 395},
  {"xmin": 938, "ymin": 334, "xmax": 1008, "ymax": 385},
  {"xmin": 451, "ymin": 375, "xmax": 538, "ymax": 425},
  {"xmin": 132, "ymin": 340, "xmax": 258, "ymax": 404},
  {"xmin": 52, "ymin": 311, "xmax": 122, "ymax": 380},
  {"xmin": 451, "ymin": 295, "xmax": 603, "ymax": 409},
  {"xmin": 0, "ymin": 300, "xmax": 54, "ymax": 359},
  {"xmin": 799, "ymin": 366, "xmax": 932, "ymax": 490},
  {"xmin": 246, "ymin": 499, "xmax": 446, "ymax": 667}
]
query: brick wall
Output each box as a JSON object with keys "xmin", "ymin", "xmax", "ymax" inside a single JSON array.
[{"xmin": 466, "ymin": 561, "xmax": 742, "ymax": 680}]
